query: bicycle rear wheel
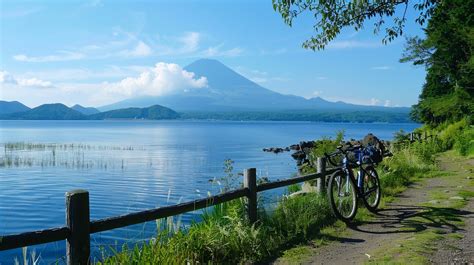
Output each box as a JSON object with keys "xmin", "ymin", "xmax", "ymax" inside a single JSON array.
[
  {"xmin": 361, "ymin": 166, "xmax": 381, "ymax": 212},
  {"xmin": 327, "ymin": 170, "xmax": 358, "ymax": 222}
]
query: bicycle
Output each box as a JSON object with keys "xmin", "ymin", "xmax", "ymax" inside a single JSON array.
[{"xmin": 324, "ymin": 143, "xmax": 383, "ymax": 222}]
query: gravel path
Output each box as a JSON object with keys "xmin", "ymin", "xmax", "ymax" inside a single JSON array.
[
  {"xmin": 431, "ymin": 199, "xmax": 474, "ymax": 265},
  {"xmin": 431, "ymin": 156, "xmax": 474, "ymax": 265},
  {"xmin": 273, "ymin": 154, "xmax": 474, "ymax": 265}
]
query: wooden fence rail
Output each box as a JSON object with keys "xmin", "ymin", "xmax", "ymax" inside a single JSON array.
[{"xmin": 0, "ymin": 159, "xmax": 334, "ymax": 264}]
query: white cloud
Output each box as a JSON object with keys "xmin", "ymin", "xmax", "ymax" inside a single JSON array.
[
  {"xmin": 202, "ymin": 45, "xmax": 243, "ymax": 57},
  {"xmin": 249, "ymin": 77, "xmax": 268, "ymax": 83},
  {"xmin": 12, "ymin": 30, "xmax": 242, "ymax": 63},
  {"xmin": 1, "ymin": 63, "xmax": 207, "ymax": 106},
  {"xmin": 21, "ymin": 65, "xmax": 150, "ymax": 82},
  {"xmin": 119, "ymin": 41, "xmax": 152, "ymax": 57},
  {"xmin": 370, "ymin": 98, "xmax": 381, "ymax": 106},
  {"xmin": 369, "ymin": 98, "xmax": 394, "ymax": 107},
  {"xmin": 13, "ymin": 29, "xmax": 143, "ymax": 62},
  {"xmin": 104, "ymin": 62, "xmax": 207, "ymax": 97},
  {"xmin": 316, "ymin": 76, "xmax": 328, "ymax": 80},
  {"xmin": 327, "ymin": 40, "xmax": 382, "ymax": 49},
  {"xmin": 17, "ymin": 78, "xmax": 52, "ymax": 87},
  {"xmin": 13, "ymin": 51, "xmax": 84, "ymax": 63},
  {"xmin": 179, "ymin": 32, "xmax": 200, "ymax": 53},
  {"xmin": 0, "ymin": 71, "xmax": 53, "ymax": 87},
  {"xmin": 234, "ymin": 66, "xmax": 289, "ymax": 85},
  {"xmin": 371, "ymin": 66, "xmax": 391, "ymax": 70},
  {"xmin": 0, "ymin": 71, "xmax": 17, "ymax": 84},
  {"xmin": 313, "ymin": 90, "xmax": 323, "ymax": 97}
]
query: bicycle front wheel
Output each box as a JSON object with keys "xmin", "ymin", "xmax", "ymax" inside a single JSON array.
[
  {"xmin": 327, "ymin": 170, "xmax": 358, "ymax": 222},
  {"xmin": 362, "ymin": 166, "xmax": 381, "ymax": 212}
]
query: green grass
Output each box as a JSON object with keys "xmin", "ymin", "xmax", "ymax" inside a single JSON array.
[
  {"xmin": 97, "ymin": 193, "xmax": 337, "ymax": 264},
  {"xmin": 367, "ymin": 231, "xmax": 444, "ymax": 265},
  {"xmin": 279, "ymin": 245, "xmax": 312, "ymax": 263}
]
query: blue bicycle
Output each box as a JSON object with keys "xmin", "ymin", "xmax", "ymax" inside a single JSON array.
[{"xmin": 325, "ymin": 143, "xmax": 383, "ymax": 222}]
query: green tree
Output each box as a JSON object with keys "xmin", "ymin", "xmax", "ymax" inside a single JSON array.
[
  {"xmin": 272, "ymin": 0, "xmax": 439, "ymax": 50},
  {"xmin": 400, "ymin": 0, "xmax": 473, "ymax": 125},
  {"xmin": 273, "ymin": 0, "xmax": 473, "ymax": 125}
]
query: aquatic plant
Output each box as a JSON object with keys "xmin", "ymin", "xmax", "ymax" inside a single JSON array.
[{"xmin": 0, "ymin": 142, "xmax": 143, "ymax": 170}]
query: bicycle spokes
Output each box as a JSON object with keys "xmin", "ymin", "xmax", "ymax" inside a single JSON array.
[
  {"xmin": 331, "ymin": 175, "xmax": 356, "ymax": 219},
  {"xmin": 363, "ymin": 170, "xmax": 380, "ymax": 208}
]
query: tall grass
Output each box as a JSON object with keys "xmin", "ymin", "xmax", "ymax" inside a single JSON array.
[
  {"xmin": 424, "ymin": 118, "xmax": 473, "ymax": 156},
  {"xmin": 0, "ymin": 142, "xmax": 140, "ymax": 169},
  {"xmin": 378, "ymin": 118, "xmax": 473, "ymax": 198},
  {"xmin": 13, "ymin": 247, "xmax": 40, "ymax": 265},
  {"xmin": 97, "ymin": 192, "xmax": 335, "ymax": 264},
  {"xmin": 378, "ymin": 141, "xmax": 437, "ymax": 198}
]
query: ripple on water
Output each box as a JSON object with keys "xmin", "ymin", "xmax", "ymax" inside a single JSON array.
[{"xmin": 0, "ymin": 120, "xmax": 419, "ymax": 263}]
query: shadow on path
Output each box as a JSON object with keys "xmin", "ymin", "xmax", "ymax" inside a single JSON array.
[{"xmin": 347, "ymin": 204, "xmax": 473, "ymax": 235}]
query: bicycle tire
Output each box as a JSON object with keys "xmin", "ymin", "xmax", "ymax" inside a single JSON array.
[
  {"xmin": 327, "ymin": 170, "xmax": 358, "ymax": 222},
  {"xmin": 361, "ymin": 166, "xmax": 381, "ymax": 213}
]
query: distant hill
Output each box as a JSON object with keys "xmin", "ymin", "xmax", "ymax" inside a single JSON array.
[
  {"xmin": 0, "ymin": 103, "xmax": 179, "ymax": 120},
  {"xmin": 0, "ymin": 101, "xmax": 31, "ymax": 114},
  {"xmin": 71, "ymin": 104, "xmax": 100, "ymax": 115},
  {"xmin": 100, "ymin": 59, "xmax": 411, "ymax": 115},
  {"xmin": 0, "ymin": 101, "xmax": 410, "ymax": 122},
  {"xmin": 88, "ymin": 105, "xmax": 179, "ymax": 120},
  {"xmin": 180, "ymin": 110, "xmax": 412, "ymax": 123},
  {"xmin": 1, "ymin": 103, "xmax": 86, "ymax": 120}
]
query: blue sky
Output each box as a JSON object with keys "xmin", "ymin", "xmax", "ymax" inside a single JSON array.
[{"xmin": 0, "ymin": 0, "xmax": 427, "ymax": 108}]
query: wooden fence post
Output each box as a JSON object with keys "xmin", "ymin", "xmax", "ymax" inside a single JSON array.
[
  {"xmin": 316, "ymin": 157, "xmax": 327, "ymax": 193},
  {"xmin": 66, "ymin": 190, "xmax": 90, "ymax": 265},
  {"xmin": 244, "ymin": 168, "xmax": 257, "ymax": 223}
]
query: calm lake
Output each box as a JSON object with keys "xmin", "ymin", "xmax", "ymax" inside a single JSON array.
[{"xmin": 0, "ymin": 120, "xmax": 419, "ymax": 263}]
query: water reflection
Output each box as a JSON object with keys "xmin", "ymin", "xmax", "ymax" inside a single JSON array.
[{"xmin": 0, "ymin": 120, "xmax": 419, "ymax": 263}]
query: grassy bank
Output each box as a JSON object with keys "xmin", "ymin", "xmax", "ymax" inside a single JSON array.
[
  {"xmin": 97, "ymin": 120, "xmax": 473, "ymax": 264},
  {"xmin": 97, "ymin": 191, "xmax": 336, "ymax": 264}
]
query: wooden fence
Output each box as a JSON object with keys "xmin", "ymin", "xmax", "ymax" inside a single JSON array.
[
  {"xmin": 409, "ymin": 131, "xmax": 434, "ymax": 142},
  {"xmin": 0, "ymin": 158, "xmax": 337, "ymax": 264}
]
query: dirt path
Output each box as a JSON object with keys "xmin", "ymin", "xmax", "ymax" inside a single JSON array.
[
  {"xmin": 274, "ymin": 153, "xmax": 474, "ymax": 265},
  {"xmin": 431, "ymin": 156, "xmax": 474, "ymax": 265},
  {"xmin": 431, "ymin": 198, "xmax": 474, "ymax": 265}
]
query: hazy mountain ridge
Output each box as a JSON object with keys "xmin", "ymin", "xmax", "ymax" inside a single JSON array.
[
  {"xmin": 0, "ymin": 59, "xmax": 412, "ymax": 122},
  {"xmin": 0, "ymin": 101, "xmax": 31, "ymax": 114},
  {"xmin": 100, "ymin": 59, "xmax": 410, "ymax": 113},
  {"xmin": 71, "ymin": 104, "xmax": 100, "ymax": 115},
  {"xmin": 1, "ymin": 103, "xmax": 86, "ymax": 120},
  {"xmin": 180, "ymin": 110, "xmax": 412, "ymax": 123},
  {"xmin": 0, "ymin": 103, "xmax": 179, "ymax": 120},
  {"xmin": 89, "ymin": 105, "xmax": 179, "ymax": 120}
]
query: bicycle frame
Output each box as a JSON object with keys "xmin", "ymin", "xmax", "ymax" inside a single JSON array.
[
  {"xmin": 340, "ymin": 147, "xmax": 372, "ymax": 196},
  {"xmin": 326, "ymin": 143, "xmax": 383, "ymax": 221}
]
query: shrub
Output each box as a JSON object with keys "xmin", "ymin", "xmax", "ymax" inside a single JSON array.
[
  {"xmin": 438, "ymin": 119, "xmax": 470, "ymax": 150},
  {"xmin": 267, "ymin": 193, "xmax": 334, "ymax": 243},
  {"xmin": 378, "ymin": 141, "xmax": 437, "ymax": 197},
  {"xmin": 453, "ymin": 126, "xmax": 474, "ymax": 156}
]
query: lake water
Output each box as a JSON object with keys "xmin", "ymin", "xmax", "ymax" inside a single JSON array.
[{"xmin": 0, "ymin": 120, "xmax": 419, "ymax": 263}]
